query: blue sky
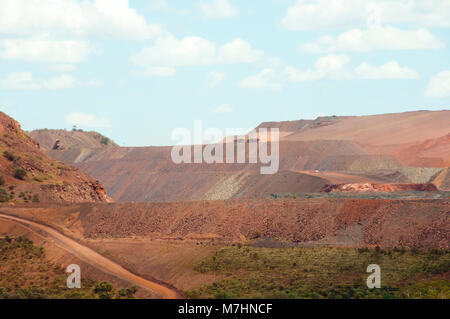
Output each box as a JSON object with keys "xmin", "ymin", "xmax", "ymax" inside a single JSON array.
[{"xmin": 0, "ymin": 0, "xmax": 449, "ymax": 146}]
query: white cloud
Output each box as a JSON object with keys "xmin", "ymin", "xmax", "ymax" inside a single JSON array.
[
  {"xmin": 133, "ymin": 35, "xmax": 216, "ymax": 67},
  {"xmin": 0, "ymin": 72, "xmax": 76, "ymax": 90},
  {"xmin": 301, "ymin": 26, "xmax": 444, "ymax": 53},
  {"xmin": 132, "ymin": 36, "xmax": 263, "ymax": 75},
  {"xmin": 0, "ymin": 0, "xmax": 163, "ymax": 66},
  {"xmin": 199, "ymin": 0, "xmax": 238, "ymax": 19},
  {"xmin": 207, "ymin": 72, "xmax": 225, "ymax": 87},
  {"xmin": 285, "ymin": 55, "xmax": 417, "ymax": 82},
  {"xmin": 66, "ymin": 112, "xmax": 111, "ymax": 128},
  {"xmin": 238, "ymin": 68, "xmax": 283, "ymax": 90},
  {"xmin": 285, "ymin": 54, "xmax": 351, "ymax": 82},
  {"xmin": 218, "ymin": 39, "xmax": 263, "ymax": 63},
  {"xmin": 0, "ymin": 36, "xmax": 91, "ymax": 63},
  {"xmin": 315, "ymin": 54, "xmax": 351, "ymax": 73},
  {"xmin": 52, "ymin": 64, "xmax": 77, "ymax": 72},
  {"xmin": 281, "ymin": 0, "xmax": 450, "ymax": 31},
  {"xmin": 145, "ymin": 66, "xmax": 176, "ymax": 77},
  {"xmin": 425, "ymin": 70, "xmax": 450, "ymax": 97},
  {"xmin": 354, "ymin": 61, "xmax": 419, "ymax": 79},
  {"xmin": 0, "ymin": 0, "xmax": 163, "ymax": 40},
  {"xmin": 282, "ymin": 0, "xmax": 369, "ymax": 31},
  {"xmin": 213, "ymin": 104, "xmax": 233, "ymax": 113},
  {"xmin": 42, "ymin": 74, "xmax": 76, "ymax": 89},
  {"xmin": 132, "ymin": 36, "xmax": 216, "ymax": 72},
  {"xmin": 0, "ymin": 72, "xmax": 40, "ymax": 90}
]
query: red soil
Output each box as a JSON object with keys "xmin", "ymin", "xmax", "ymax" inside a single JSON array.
[{"xmin": 3, "ymin": 198, "xmax": 448, "ymax": 248}]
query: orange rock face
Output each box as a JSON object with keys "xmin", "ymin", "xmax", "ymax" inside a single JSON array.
[{"xmin": 0, "ymin": 111, "xmax": 112, "ymax": 203}]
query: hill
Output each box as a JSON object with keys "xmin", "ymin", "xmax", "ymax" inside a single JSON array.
[
  {"xmin": 28, "ymin": 129, "xmax": 118, "ymax": 164},
  {"xmin": 277, "ymin": 110, "xmax": 450, "ymax": 167},
  {"xmin": 29, "ymin": 110, "xmax": 450, "ymax": 202},
  {"xmin": 0, "ymin": 112, "xmax": 111, "ymax": 203}
]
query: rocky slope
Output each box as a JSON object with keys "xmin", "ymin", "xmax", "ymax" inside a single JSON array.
[
  {"xmin": 2, "ymin": 198, "xmax": 449, "ymax": 248},
  {"xmin": 30, "ymin": 129, "xmax": 117, "ymax": 151},
  {"xmin": 278, "ymin": 110, "xmax": 450, "ymax": 168},
  {"xmin": 432, "ymin": 168, "xmax": 450, "ymax": 191},
  {"xmin": 29, "ymin": 110, "xmax": 450, "ymax": 202},
  {"xmin": 0, "ymin": 112, "xmax": 111, "ymax": 203}
]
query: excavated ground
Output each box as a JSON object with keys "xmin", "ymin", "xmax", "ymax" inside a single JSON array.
[{"xmin": 1, "ymin": 197, "xmax": 448, "ymax": 249}]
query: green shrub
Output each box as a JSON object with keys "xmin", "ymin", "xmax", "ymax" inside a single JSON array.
[
  {"xmin": 100, "ymin": 137, "xmax": 110, "ymax": 145},
  {"xmin": 13, "ymin": 168, "xmax": 27, "ymax": 180},
  {"xmin": 0, "ymin": 187, "xmax": 9, "ymax": 202},
  {"xmin": 213, "ymin": 290, "xmax": 235, "ymax": 299},
  {"xmin": 93, "ymin": 282, "xmax": 114, "ymax": 299},
  {"xmin": 117, "ymin": 286, "xmax": 138, "ymax": 299},
  {"xmin": 3, "ymin": 151, "xmax": 16, "ymax": 161}
]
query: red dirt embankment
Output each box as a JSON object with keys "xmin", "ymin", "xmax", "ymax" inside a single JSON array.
[
  {"xmin": 321, "ymin": 183, "xmax": 439, "ymax": 193},
  {"xmin": 2, "ymin": 198, "xmax": 448, "ymax": 248}
]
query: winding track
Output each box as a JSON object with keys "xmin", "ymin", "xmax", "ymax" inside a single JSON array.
[{"xmin": 0, "ymin": 213, "xmax": 180, "ymax": 299}]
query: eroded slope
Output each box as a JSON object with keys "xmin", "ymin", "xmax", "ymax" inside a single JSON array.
[{"xmin": 0, "ymin": 112, "xmax": 111, "ymax": 203}]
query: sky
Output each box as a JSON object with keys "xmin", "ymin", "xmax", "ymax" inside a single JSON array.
[{"xmin": 0, "ymin": 0, "xmax": 449, "ymax": 146}]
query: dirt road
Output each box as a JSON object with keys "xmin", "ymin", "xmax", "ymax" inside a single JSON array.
[{"xmin": 0, "ymin": 213, "xmax": 180, "ymax": 299}]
